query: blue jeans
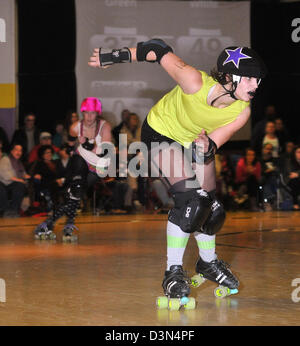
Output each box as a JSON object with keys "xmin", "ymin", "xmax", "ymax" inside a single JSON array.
[{"xmin": 0, "ymin": 181, "xmax": 27, "ymax": 213}]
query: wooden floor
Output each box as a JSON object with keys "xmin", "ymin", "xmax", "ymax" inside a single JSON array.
[{"xmin": 0, "ymin": 210, "xmax": 300, "ymax": 326}]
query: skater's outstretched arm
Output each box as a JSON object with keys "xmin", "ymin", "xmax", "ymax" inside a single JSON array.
[{"xmin": 88, "ymin": 40, "xmax": 203, "ymax": 94}]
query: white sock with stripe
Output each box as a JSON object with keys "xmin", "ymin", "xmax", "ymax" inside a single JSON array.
[
  {"xmin": 166, "ymin": 221, "xmax": 190, "ymax": 270},
  {"xmin": 194, "ymin": 232, "xmax": 217, "ymax": 263}
]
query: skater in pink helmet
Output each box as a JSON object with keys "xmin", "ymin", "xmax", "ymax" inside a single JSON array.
[{"xmin": 34, "ymin": 97, "xmax": 111, "ymax": 241}]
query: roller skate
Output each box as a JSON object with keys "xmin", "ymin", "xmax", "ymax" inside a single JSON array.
[
  {"xmin": 156, "ymin": 265, "xmax": 196, "ymax": 311},
  {"xmin": 34, "ymin": 221, "xmax": 56, "ymax": 240},
  {"xmin": 191, "ymin": 257, "xmax": 239, "ymax": 299},
  {"xmin": 62, "ymin": 223, "xmax": 78, "ymax": 242}
]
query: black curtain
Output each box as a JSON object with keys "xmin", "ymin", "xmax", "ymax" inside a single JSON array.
[
  {"xmin": 17, "ymin": 0, "xmax": 77, "ymax": 133},
  {"xmin": 251, "ymin": 1, "xmax": 300, "ymax": 142}
]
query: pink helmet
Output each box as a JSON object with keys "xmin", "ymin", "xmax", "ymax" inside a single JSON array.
[{"xmin": 80, "ymin": 97, "xmax": 102, "ymax": 114}]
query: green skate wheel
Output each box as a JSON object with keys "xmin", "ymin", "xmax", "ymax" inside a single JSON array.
[
  {"xmin": 191, "ymin": 274, "xmax": 205, "ymax": 288},
  {"xmin": 49, "ymin": 233, "xmax": 56, "ymax": 240},
  {"xmin": 40, "ymin": 234, "xmax": 47, "ymax": 240},
  {"xmin": 156, "ymin": 296, "xmax": 168, "ymax": 309},
  {"xmin": 214, "ymin": 286, "xmax": 229, "ymax": 299},
  {"xmin": 168, "ymin": 298, "xmax": 180, "ymax": 311},
  {"xmin": 184, "ymin": 297, "xmax": 196, "ymax": 310}
]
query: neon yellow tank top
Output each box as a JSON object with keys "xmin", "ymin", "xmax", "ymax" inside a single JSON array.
[{"xmin": 147, "ymin": 71, "xmax": 249, "ymax": 147}]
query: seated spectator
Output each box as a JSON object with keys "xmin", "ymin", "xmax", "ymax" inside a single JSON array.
[
  {"xmin": 284, "ymin": 146, "xmax": 300, "ymax": 210},
  {"xmin": 260, "ymin": 143, "xmax": 280, "ymax": 210},
  {"xmin": 64, "ymin": 110, "xmax": 79, "ymax": 134},
  {"xmin": 0, "ymin": 144, "xmax": 30, "ymax": 217},
  {"xmin": 215, "ymin": 152, "xmax": 235, "ymax": 209},
  {"xmin": 112, "ymin": 109, "xmax": 130, "ymax": 146},
  {"xmin": 31, "ymin": 145, "xmax": 63, "ymax": 211},
  {"xmin": 55, "ymin": 144, "xmax": 71, "ymax": 178},
  {"xmin": 11, "ymin": 113, "xmax": 40, "ymax": 164},
  {"xmin": 52, "ymin": 121, "xmax": 68, "ymax": 148},
  {"xmin": 274, "ymin": 117, "xmax": 290, "ymax": 151},
  {"xmin": 279, "ymin": 141, "xmax": 295, "ymax": 173},
  {"xmin": 119, "ymin": 112, "xmax": 142, "ymax": 207},
  {"xmin": 262, "ymin": 121, "xmax": 281, "ymax": 158},
  {"xmin": 0, "ymin": 126, "xmax": 10, "ymax": 153},
  {"xmin": 28, "ymin": 132, "xmax": 60, "ymax": 165},
  {"xmin": 0, "ymin": 140, "xmax": 7, "ymax": 159},
  {"xmin": 235, "ymin": 148, "xmax": 261, "ymax": 211},
  {"xmin": 251, "ymin": 104, "xmax": 277, "ymax": 154}
]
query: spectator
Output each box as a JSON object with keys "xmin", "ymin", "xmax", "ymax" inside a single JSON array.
[
  {"xmin": 119, "ymin": 112, "xmax": 143, "ymax": 208},
  {"xmin": 11, "ymin": 113, "xmax": 40, "ymax": 163},
  {"xmin": 235, "ymin": 148, "xmax": 261, "ymax": 211},
  {"xmin": 52, "ymin": 121, "xmax": 68, "ymax": 148},
  {"xmin": 0, "ymin": 126, "xmax": 10, "ymax": 153},
  {"xmin": 215, "ymin": 152, "xmax": 235, "ymax": 209},
  {"xmin": 262, "ymin": 121, "xmax": 280, "ymax": 158},
  {"xmin": 285, "ymin": 146, "xmax": 300, "ymax": 210},
  {"xmin": 0, "ymin": 144, "xmax": 30, "ymax": 217},
  {"xmin": 251, "ymin": 104, "xmax": 277, "ymax": 152},
  {"xmin": 112, "ymin": 109, "xmax": 130, "ymax": 146},
  {"xmin": 274, "ymin": 117, "xmax": 290, "ymax": 151},
  {"xmin": 28, "ymin": 132, "xmax": 60, "ymax": 165},
  {"xmin": 64, "ymin": 110, "xmax": 79, "ymax": 134},
  {"xmin": 55, "ymin": 144, "xmax": 71, "ymax": 178},
  {"xmin": 279, "ymin": 141, "xmax": 295, "ymax": 174},
  {"xmin": 32, "ymin": 145, "xmax": 63, "ymax": 211},
  {"xmin": 0, "ymin": 140, "xmax": 7, "ymax": 159},
  {"xmin": 260, "ymin": 143, "xmax": 280, "ymax": 210}
]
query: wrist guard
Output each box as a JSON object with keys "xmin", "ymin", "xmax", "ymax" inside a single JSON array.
[
  {"xmin": 99, "ymin": 47, "xmax": 131, "ymax": 67},
  {"xmin": 192, "ymin": 137, "xmax": 217, "ymax": 164},
  {"xmin": 66, "ymin": 143, "xmax": 75, "ymax": 155},
  {"xmin": 82, "ymin": 138, "xmax": 95, "ymax": 151}
]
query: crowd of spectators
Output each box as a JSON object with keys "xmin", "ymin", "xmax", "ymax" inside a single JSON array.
[{"xmin": 0, "ymin": 103, "xmax": 300, "ymax": 218}]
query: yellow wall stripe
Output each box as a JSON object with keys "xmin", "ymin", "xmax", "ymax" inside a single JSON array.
[{"xmin": 0, "ymin": 83, "xmax": 16, "ymax": 108}]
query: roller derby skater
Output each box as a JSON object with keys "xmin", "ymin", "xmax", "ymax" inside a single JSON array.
[
  {"xmin": 89, "ymin": 39, "xmax": 266, "ymax": 305},
  {"xmin": 34, "ymin": 97, "xmax": 112, "ymax": 242}
]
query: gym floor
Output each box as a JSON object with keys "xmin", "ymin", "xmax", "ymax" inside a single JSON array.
[{"xmin": 0, "ymin": 211, "xmax": 299, "ymax": 326}]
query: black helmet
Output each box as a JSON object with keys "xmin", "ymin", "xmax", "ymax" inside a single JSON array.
[{"xmin": 217, "ymin": 46, "xmax": 267, "ymax": 79}]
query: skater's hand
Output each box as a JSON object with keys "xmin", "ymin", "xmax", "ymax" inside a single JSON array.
[
  {"xmin": 34, "ymin": 174, "xmax": 41, "ymax": 180},
  {"xmin": 194, "ymin": 129, "xmax": 209, "ymax": 153},
  {"xmin": 88, "ymin": 48, "xmax": 110, "ymax": 69}
]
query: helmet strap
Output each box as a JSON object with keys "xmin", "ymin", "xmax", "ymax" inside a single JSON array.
[{"xmin": 210, "ymin": 77, "xmax": 238, "ymax": 106}]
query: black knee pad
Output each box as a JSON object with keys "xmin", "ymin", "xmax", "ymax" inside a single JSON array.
[
  {"xmin": 168, "ymin": 181, "xmax": 213, "ymax": 233},
  {"xmin": 201, "ymin": 200, "xmax": 226, "ymax": 235}
]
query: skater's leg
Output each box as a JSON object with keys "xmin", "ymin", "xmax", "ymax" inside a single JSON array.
[{"xmin": 151, "ymin": 145, "xmax": 212, "ymax": 272}]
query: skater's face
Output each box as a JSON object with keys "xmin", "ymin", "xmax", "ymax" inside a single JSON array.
[
  {"xmin": 234, "ymin": 77, "xmax": 259, "ymax": 102},
  {"xmin": 83, "ymin": 111, "xmax": 97, "ymax": 126}
]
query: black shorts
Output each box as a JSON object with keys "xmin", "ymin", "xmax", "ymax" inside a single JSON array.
[{"xmin": 141, "ymin": 117, "xmax": 177, "ymax": 151}]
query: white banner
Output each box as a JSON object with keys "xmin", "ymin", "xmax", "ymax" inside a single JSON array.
[
  {"xmin": 0, "ymin": 0, "xmax": 15, "ymax": 84},
  {"xmin": 75, "ymin": 0, "xmax": 250, "ymax": 140},
  {"xmin": 0, "ymin": 0, "xmax": 16, "ymax": 140}
]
